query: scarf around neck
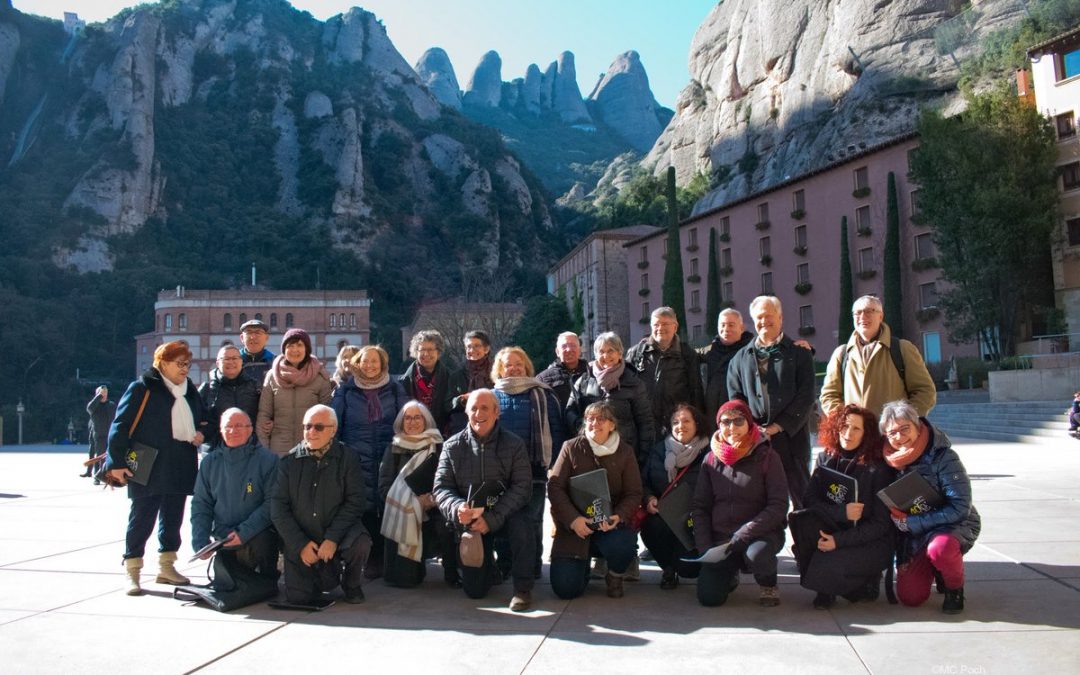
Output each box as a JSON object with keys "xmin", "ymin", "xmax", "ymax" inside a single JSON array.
[
  {"xmin": 271, "ymin": 354, "xmax": 323, "ymax": 389},
  {"xmin": 381, "ymin": 446, "xmax": 437, "ymax": 562},
  {"xmin": 354, "ymin": 370, "xmax": 390, "ymax": 390},
  {"xmin": 392, "ymin": 427, "xmax": 444, "ymax": 452},
  {"xmin": 494, "ymin": 377, "xmax": 553, "ymax": 467},
  {"xmin": 664, "ymin": 434, "xmax": 709, "ymax": 481},
  {"xmin": 587, "ymin": 430, "xmax": 621, "ymax": 457},
  {"xmin": 160, "ymin": 374, "xmax": 196, "ymax": 443},
  {"xmin": 710, "ymin": 424, "xmax": 761, "ymax": 466},
  {"xmin": 465, "ymin": 355, "xmax": 494, "ymax": 391},
  {"xmin": 753, "ymin": 333, "xmax": 785, "ymax": 362},
  {"xmin": 885, "ymin": 422, "xmax": 931, "ymax": 470},
  {"xmin": 591, "ymin": 358, "xmax": 625, "ymax": 393}
]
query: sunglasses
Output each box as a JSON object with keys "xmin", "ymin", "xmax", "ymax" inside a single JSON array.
[
  {"xmin": 718, "ymin": 417, "xmax": 747, "ymax": 427},
  {"xmin": 303, "ymin": 423, "xmax": 335, "ymax": 432}
]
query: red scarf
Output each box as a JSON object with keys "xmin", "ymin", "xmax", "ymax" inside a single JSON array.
[
  {"xmin": 413, "ymin": 367, "xmax": 435, "ymax": 408},
  {"xmin": 884, "ymin": 422, "xmax": 930, "ymax": 469},
  {"xmin": 710, "ymin": 424, "xmax": 762, "ymax": 466}
]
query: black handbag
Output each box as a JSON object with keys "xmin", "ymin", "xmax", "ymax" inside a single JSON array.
[{"xmin": 172, "ymin": 551, "xmax": 278, "ymax": 612}]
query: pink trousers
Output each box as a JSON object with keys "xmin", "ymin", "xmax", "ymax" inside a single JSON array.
[{"xmin": 896, "ymin": 533, "xmax": 964, "ymax": 607}]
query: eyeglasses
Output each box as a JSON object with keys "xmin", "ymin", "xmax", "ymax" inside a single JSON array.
[
  {"xmin": 303, "ymin": 423, "xmax": 335, "ymax": 432},
  {"xmin": 718, "ymin": 417, "xmax": 747, "ymax": 427},
  {"xmin": 584, "ymin": 415, "xmax": 610, "ymax": 424},
  {"xmin": 885, "ymin": 424, "xmax": 914, "ymax": 439},
  {"xmin": 853, "ymin": 309, "xmax": 881, "ymax": 317},
  {"xmin": 223, "ymin": 424, "xmax": 252, "ymax": 431},
  {"xmin": 402, "ymin": 414, "xmax": 425, "ymax": 423},
  {"xmin": 170, "ymin": 361, "xmax": 192, "ymax": 369},
  {"xmin": 219, "ymin": 356, "xmax": 242, "ymax": 362}
]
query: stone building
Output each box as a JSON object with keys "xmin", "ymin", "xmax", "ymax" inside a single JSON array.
[
  {"xmin": 546, "ymin": 224, "xmax": 661, "ymax": 348},
  {"xmin": 625, "ymin": 135, "xmax": 979, "ymax": 365},
  {"xmin": 134, "ymin": 287, "xmax": 371, "ymax": 381}
]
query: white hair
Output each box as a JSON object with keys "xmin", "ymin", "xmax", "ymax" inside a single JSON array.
[
  {"xmin": 717, "ymin": 308, "xmax": 743, "ymax": 332},
  {"xmin": 749, "ymin": 295, "xmax": 782, "ymax": 315},
  {"xmin": 853, "ymin": 295, "xmax": 883, "ymax": 312},
  {"xmin": 305, "ymin": 404, "xmax": 338, "ymax": 425},
  {"xmin": 879, "ymin": 400, "xmax": 921, "ymax": 433},
  {"xmin": 651, "ymin": 306, "xmax": 678, "ymax": 322}
]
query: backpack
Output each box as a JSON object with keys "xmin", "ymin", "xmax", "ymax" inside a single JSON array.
[{"xmin": 839, "ymin": 334, "xmax": 906, "ymax": 385}]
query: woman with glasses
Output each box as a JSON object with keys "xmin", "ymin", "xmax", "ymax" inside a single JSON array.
[
  {"xmin": 880, "ymin": 400, "xmax": 980, "ymax": 614},
  {"xmin": 257, "ymin": 328, "xmax": 333, "ymax": 457},
  {"xmin": 789, "ymin": 404, "xmax": 895, "ymax": 609},
  {"xmin": 691, "ymin": 399, "xmax": 789, "ymax": 607},
  {"xmin": 399, "ymin": 330, "xmax": 457, "ymax": 432},
  {"xmin": 378, "ymin": 401, "xmax": 457, "ymax": 588},
  {"xmin": 105, "ymin": 341, "xmax": 207, "ymax": 596}
]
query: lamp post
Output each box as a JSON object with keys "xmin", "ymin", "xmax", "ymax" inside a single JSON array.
[{"xmin": 16, "ymin": 400, "xmax": 24, "ymax": 445}]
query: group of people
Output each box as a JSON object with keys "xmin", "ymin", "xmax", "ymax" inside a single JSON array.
[{"xmin": 94, "ymin": 292, "xmax": 979, "ymax": 615}]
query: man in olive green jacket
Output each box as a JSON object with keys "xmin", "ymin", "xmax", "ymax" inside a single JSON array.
[{"xmin": 820, "ymin": 295, "xmax": 936, "ymax": 418}]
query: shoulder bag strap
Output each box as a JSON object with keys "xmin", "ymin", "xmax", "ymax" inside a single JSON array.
[
  {"xmin": 659, "ymin": 463, "xmax": 693, "ymax": 500},
  {"xmin": 128, "ymin": 390, "xmax": 151, "ymax": 439}
]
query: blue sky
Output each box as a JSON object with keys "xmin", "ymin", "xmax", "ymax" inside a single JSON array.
[{"xmin": 17, "ymin": 0, "xmax": 716, "ymax": 107}]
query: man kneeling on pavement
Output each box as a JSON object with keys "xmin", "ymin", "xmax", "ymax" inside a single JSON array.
[{"xmin": 271, "ymin": 404, "xmax": 371, "ymax": 606}]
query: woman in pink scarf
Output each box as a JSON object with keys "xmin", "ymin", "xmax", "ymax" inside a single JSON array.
[{"xmin": 256, "ymin": 328, "xmax": 332, "ymax": 456}]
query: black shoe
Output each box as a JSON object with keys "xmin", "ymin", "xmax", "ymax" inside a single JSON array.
[
  {"xmin": 660, "ymin": 569, "xmax": 679, "ymax": 590},
  {"xmin": 942, "ymin": 587, "xmax": 964, "ymax": 614},
  {"xmin": 934, "ymin": 570, "xmax": 946, "ymax": 594},
  {"xmin": 444, "ymin": 571, "xmax": 463, "ymax": 589},
  {"xmin": 813, "ymin": 593, "xmax": 836, "ymax": 610},
  {"xmin": 80, "ymin": 471, "xmax": 92, "ymax": 478},
  {"xmin": 343, "ymin": 587, "xmax": 366, "ymax": 604}
]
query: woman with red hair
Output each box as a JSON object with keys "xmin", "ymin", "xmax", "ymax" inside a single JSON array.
[{"xmin": 789, "ymin": 404, "xmax": 896, "ymax": 609}]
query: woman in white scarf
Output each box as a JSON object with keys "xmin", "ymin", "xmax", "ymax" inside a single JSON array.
[{"xmin": 379, "ymin": 401, "xmax": 458, "ymax": 588}]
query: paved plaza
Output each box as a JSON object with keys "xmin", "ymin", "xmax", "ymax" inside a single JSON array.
[{"xmin": 1, "ymin": 435, "xmax": 1078, "ymax": 674}]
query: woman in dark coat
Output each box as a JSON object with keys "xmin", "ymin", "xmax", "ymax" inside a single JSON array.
[
  {"xmin": 105, "ymin": 341, "xmax": 206, "ymax": 596},
  {"xmin": 566, "ymin": 332, "xmax": 654, "ymax": 464},
  {"xmin": 378, "ymin": 401, "xmax": 458, "ymax": 588},
  {"xmin": 548, "ymin": 401, "xmax": 643, "ymax": 600},
  {"xmin": 640, "ymin": 404, "xmax": 709, "ymax": 589},
  {"xmin": 881, "ymin": 399, "xmax": 980, "ymax": 614},
  {"xmin": 399, "ymin": 330, "xmax": 457, "ymax": 432},
  {"xmin": 691, "ymin": 399, "xmax": 789, "ymax": 608},
  {"xmin": 789, "ymin": 404, "xmax": 895, "ymax": 609},
  {"xmin": 331, "ymin": 344, "xmax": 407, "ymax": 580}
]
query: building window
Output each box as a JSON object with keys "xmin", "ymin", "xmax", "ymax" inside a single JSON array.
[
  {"xmin": 761, "ymin": 272, "xmax": 773, "ymax": 295},
  {"xmin": 799, "ymin": 305, "xmax": 814, "ymax": 329},
  {"xmin": 919, "ymin": 282, "xmax": 939, "ymax": 309},
  {"xmin": 641, "ymin": 273, "xmax": 648, "ymax": 290},
  {"xmin": 239, "ymin": 313, "xmax": 247, "ymax": 324},
  {"xmin": 223, "ymin": 313, "xmax": 232, "ymax": 330},
  {"xmin": 178, "ymin": 313, "xmax": 187, "ymax": 331},
  {"xmin": 721, "ymin": 247, "xmax": 732, "ymax": 269},
  {"xmin": 690, "ymin": 258, "xmax": 699, "ymax": 277},
  {"xmin": 350, "ymin": 313, "xmax": 356, "ymax": 327},
  {"xmin": 915, "ymin": 233, "xmax": 935, "ymax": 259},
  {"xmin": 1068, "ymin": 217, "xmax": 1080, "ymax": 246},
  {"xmin": 689, "ymin": 228, "xmax": 698, "ymax": 247},
  {"xmin": 164, "ymin": 314, "xmax": 173, "ymax": 333},
  {"xmin": 692, "ymin": 324, "xmax": 702, "ymax": 340},
  {"xmin": 719, "ymin": 216, "xmax": 730, "ymax": 238},
  {"xmin": 923, "ymin": 332, "xmax": 942, "ymax": 363},
  {"xmin": 856, "ymin": 205, "xmax": 872, "ymax": 232},
  {"xmin": 796, "ymin": 263, "xmax": 810, "ymax": 284},
  {"xmin": 1055, "ymin": 48, "xmax": 1080, "ymax": 81},
  {"xmin": 254, "ymin": 313, "xmax": 263, "ymax": 322},
  {"xmin": 910, "ymin": 190, "xmax": 921, "ymax": 218},
  {"xmin": 794, "ymin": 225, "xmax": 807, "ymax": 250},
  {"xmin": 853, "ymin": 166, "xmax": 869, "ymax": 191},
  {"xmin": 641, "ymin": 302, "xmax": 649, "ymax": 320},
  {"xmin": 156, "ymin": 315, "xmax": 160, "ymax": 332},
  {"xmin": 690, "ymin": 290, "xmax": 700, "ymax": 310},
  {"xmin": 329, "ymin": 313, "xmax": 336, "ymax": 328},
  {"xmin": 1056, "ymin": 111, "xmax": 1076, "ymax": 139},
  {"xmin": 792, "ymin": 189, "xmax": 805, "ymax": 213},
  {"xmin": 722, "ymin": 281, "xmax": 734, "ymax": 301},
  {"xmin": 270, "ymin": 313, "xmax": 278, "ymax": 329},
  {"xmin": 640, "ymin": 246, "xmax": 648, "ymax": 263},
  {"xmin": 757, "ymin": 203, "xmax": 769, "ymax": 224},
  {"xmin": 759, "ymin": 236, "xmax": 771, "ymax": 258},
  {"xmin": 339, "ymin": 313, "xmax": 345, "ymax": 327},
  {"xmin": 859, "ymin": 247, "xmax": 874, "ymax": 273},
  {"xmin": 285, "ymin": 313, "xmax": 294, "ymax": 328},
  {"xmin": 1062, "ymin": 162, "xmax": 1080, "ymax": 191}
]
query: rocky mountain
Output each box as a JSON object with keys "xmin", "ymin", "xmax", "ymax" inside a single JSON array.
[
  {"xmin": 414, "ymin": 47, "xmax": 461, "ymax": 110},
  {"xmin": 643, "ymin": 0, "xmax": 1030, "ymax": 214}
]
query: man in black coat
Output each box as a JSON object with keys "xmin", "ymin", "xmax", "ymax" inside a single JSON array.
[
  {"xmin": 198, "ymin": 345, "xmax": 262, "ymax": 446},
  {"xmin": 83, "ymin": 385, "xmax": 116, "ymax": 479},
  {"xmin": 701, "ymin": 309, "xmax": 754, "ymax": 423},
  {"xmin": 727, "ymin": 296, "xmax": 816, "ymax": 509},
  {"xmin": 239, "ymin": 319, "xmax": 274, "ymax": 384},
  {"xmin": 433, "ymin": 389, "xmax": 535, "ymax": 611},
  {"xmin": 271, "ymin": 404, "xmax": 370, "ymax": 606},
  {"xmin": 536, "ymin": 331, "xmax": 589, "ymax": 410},
  {"xmin": 626, "ymin": 307, "xmax": 704, "ymax": 442}
]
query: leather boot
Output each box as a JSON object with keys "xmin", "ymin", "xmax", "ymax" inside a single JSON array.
[
  {"xmin": 125, "ymin": 557, "xmax": 143, "ymax": 596},
  {"xmin": 155, "ymin": 551, "xmax": 190, "ymax": 585},
  {"xmin": 605, "ymin": 571, "xmax": 625, "ymax": 598}
]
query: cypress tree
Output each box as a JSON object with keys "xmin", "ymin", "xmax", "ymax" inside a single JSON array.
[
  {"xmin": 705, "ymin": 227, "xmax": 720, "ymax": 341},
  {"xmin": 839, "ymin": 215, "xmax": 854, "ymax": 342},
  {"xmin": 661, "ymin": 166, "xmax": 687, "ymax": 336},
  {"xmin": 884, "ymin": 171, "xmax": 903, "ymax": 338}
]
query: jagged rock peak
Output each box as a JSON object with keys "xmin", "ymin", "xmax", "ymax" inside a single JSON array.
[
  {"xmin": 464, "ymin": 49, "xmax": 502, "ymax": 107},
  {"xmin": 588, "ymin": 50, "xmax": 661, "ymax": 152},
  {"xmin": 415, "ymin": 47, "xmax": 462, "ymax": 110},
  {"xmin": 550, "ymin": 51, "xmax": 591, "ymax": 124}
]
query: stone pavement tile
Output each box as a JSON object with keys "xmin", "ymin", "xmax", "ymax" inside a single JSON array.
[
  {"xmin": 1, "ymin": 541, "xmax": 135, "ymax": 572},
  {"xmin": 971, "ymin": 483, "xmax": 1068, "ymax": 502},
  {"xmin": 972, "ymin": 498, "xmax": 1080, "ymax": 519},
  {"xmin": 987, "ymin": 541, "xmax": 1080, "ymax": 578},
  {"xmin": 0, "ymin": 569, "xmax": 127, "ymax": 612},
  {"xmin": 0, "ymin": 611, "xmax": 282, "ymax": 675},
  {"xmin": 833, "ymin": 578, "xmax": 1080, "ymax": 634},
  {"xmin": 0, "ymin": 609, "xmax": 37, "ymax": 626},
  {"xmin": 199, "ymin": 625, "xmax": 544, "ymax": 675},
  {"xmin": 849, "ymin": 629, "xmax": 1080, "ymax": 675},
  {"xmin": 529, "ymin": 632, "xmax": 867, "ymax": 674},
  {"xmin": 54, "ymin": 583, "xmax": 286, "ymax": 624},
  {"xmin": 976, "ymin": 516, "xmax": 1080, "ymax": 544},
  {"xmin": 960, "ymin": 546, "xmax": 1048, "ymax": 582}
]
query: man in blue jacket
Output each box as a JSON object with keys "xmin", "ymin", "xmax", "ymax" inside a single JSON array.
[{"xmin": 190, "ymin": 408, "xmax": 279, "ymax": 579}]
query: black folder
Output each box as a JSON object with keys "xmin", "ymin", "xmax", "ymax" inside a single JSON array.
[
  {"xmin": 569, "ymin": 468, "xmax": 612, "ymax": 528},
  {"xmin": 814, "ymin": 465, "xmax": 859, "ymax": 506},
  {"xmin": 126, "ymin": 442, "xmax": 159, "ymax": 486},
  {"xmin": 657, "ymin": 480, "xmax": 695, "ymax": 550},
  {"xmin": 877, "ymin": 471, "xmax": 944, "ymax": 515},
  {"xmin": 467, "ymin": 480, "xmax": 506, "ymax": 509},
  {"xmin": 403, "ymin": 453, "xmax": 438, "ymax": 495}
]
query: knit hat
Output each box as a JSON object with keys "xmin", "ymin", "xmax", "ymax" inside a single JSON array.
[
  {"xmin": 717, "ymin": 399, "xmax": 755, "ymax": 427},
  {"xmin": 281, "ymin": 328, "xmax": 312, "ymax": 358},
  {"xmin": 153, "ymin": 341, "xmax": 192, "ymax": 369}
]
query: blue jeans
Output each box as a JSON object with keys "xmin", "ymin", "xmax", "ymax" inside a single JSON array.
[
  {"xmin": 550, "ymin": 527, "xmax": 638, "ymax": 599},
  {"xmin": 697, "ymin": 535, "xmax": 783, "ymax": 607},
  {"xmin": 124, "ymin": 493, "xmax": 188, "ymax": 559}
]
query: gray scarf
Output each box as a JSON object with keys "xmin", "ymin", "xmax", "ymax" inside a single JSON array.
[
  {"xmin": 664, "ymin": 434, "xmax": 708, "ymax": 482},
  {"xmin": 591, "ymin": 359, "xmax": 625, "ymax": 393}
]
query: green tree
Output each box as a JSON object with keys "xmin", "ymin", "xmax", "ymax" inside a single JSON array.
[
  {"xmin": 512, "ymin": 293, "xmax": 574, "ymax": 367},
  {"xmin": 704, "ymin": 227, "xmax": 720, "ymax": 342},
  {"xmin": 661, "ymin": 166, "xmax": 687, "ymax": 336},
  {"xmin": 839, "ymin": 215, "xmax": 854, "ymax": 342},
  {"xmin": 884, "ymin": 171, "xmax": 903, "ymax": 338},
  {"xmin": 909, "ymin": 87, "xmax": 1058, "ymax": 359}
]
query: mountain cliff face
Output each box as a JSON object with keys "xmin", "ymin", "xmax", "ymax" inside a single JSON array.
[{"xmin": 644, "ymin": 0, "xmax": 1029, "ymax": 213}]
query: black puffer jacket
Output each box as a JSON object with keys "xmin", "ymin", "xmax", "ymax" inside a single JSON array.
[
  {"xmin": 566, "ymin": 365, "xmax": 655, "ymax": 465},
  {"xmin": 536, "ymin": 360, "xmax": 588, "ymax": 410},
  {"xmin": 626, "ymin": 338, "xmax": 704, "ymax": 439},
  {"xmin": 702, "ymin": 331, "xmax": 753, "ymax": 420},
  {"xmin": 271, "ymin": 440, "xmax": 368, "ymax": 559},
  {"xmin": 198, "ymin": 369, "xmax": 262, "ymax": 445}
]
